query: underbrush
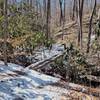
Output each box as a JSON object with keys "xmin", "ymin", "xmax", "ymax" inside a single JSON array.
[{"xmin": 44, "ymin": 43, "xmax": 100, "ymax": 87}]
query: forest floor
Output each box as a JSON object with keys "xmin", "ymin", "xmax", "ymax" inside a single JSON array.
[
  {"xmin": 0, "ymin": 61, "xmax": 99, "ymax": 100},
  {"xmin": 0, "ymin": 11, "xmax": 100, "ymax": 99},
  {"xmin": 0, "ymin": 43, "xmax": 99, "ymax": 99}
]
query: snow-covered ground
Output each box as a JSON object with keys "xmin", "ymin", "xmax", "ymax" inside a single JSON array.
[
  {"xmin": 0, "ymin": 63, "xmax": 97, "ymax": 100},
  {"xmin": 0, "ymin": 44, "xmax": 65, "ymax": 100},
  {"xmin": 0, "ymin": 63, "xmax": 98, "ymax": 100},
  {"xmin": 0, "ymin": 44, "xmax": 97, "ymax": 100},
  {"xmin": 0, "ymin": 62, "xmax": 62, "ymax": 100}
]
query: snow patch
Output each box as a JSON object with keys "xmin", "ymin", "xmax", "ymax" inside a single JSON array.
[{"xmin": 0, "ymin": 62, "xmax": 60, "ymax": 100}]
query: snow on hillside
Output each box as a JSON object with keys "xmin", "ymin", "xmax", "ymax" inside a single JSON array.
[{"xmin": 0, "ymin": 62, "xmax": 60, "ymax": 100}]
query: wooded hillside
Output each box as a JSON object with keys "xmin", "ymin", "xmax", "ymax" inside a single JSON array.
[{"xmin": 0, "ymin": 0, "xmax": 100, "ymax": 100}]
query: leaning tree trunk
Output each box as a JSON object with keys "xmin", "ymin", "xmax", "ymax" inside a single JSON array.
[
  {"xmin": 3, "ymin": 0, "xmax": 8, "ymax": 65},
  {"xmin": 87, "ymin": 0, "xmax": 97, "ymax": 53}
]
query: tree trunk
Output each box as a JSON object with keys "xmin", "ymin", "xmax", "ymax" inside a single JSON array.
[
  {"xmin": 3, "ymin": 0, "xmax": 8, "ymax": 65},
  {"xmin": 87, "ymin": 0, "xmax": 96, "ymax": 53},
  {"xmin": 46, "ymin": 0, "xmax": 51, "ymax": 40},
  {"xmin": 27, "ymin": 0, "xmax": 29, "ymax": 5},
  {"xmin": 72, "ymin": 0, "xmax": 78, "ymax": 21},
  {"xmin": 77, "ymin": 0, "xmax": 84, "ymax": 48},
  {"xmin": 62, "ymin": 0, "xmax": 66, "ymax": 40},
  {"xmin": 59, "ymin": 0, "xmax": 63, "ymax": 26},
  {"xmin": 72, "ymin": 0, "xmax": 76, "ymax": 20},
  {"xmin": 30, "ymin": 0, "xmax": 33, "ymax": 8},
  {"xmin": 43, "ymin": 0, "xmax": 47, "ymax": 19},
  {"xmin": 43, "ymin": 0, "xmax": 47, "ymax": 32}
]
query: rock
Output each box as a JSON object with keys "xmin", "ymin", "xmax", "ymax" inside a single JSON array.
[
  {"xmin": 14, "ymin": 55, "xmax": 31, "ymax": 67},
  {"xmin": 13, "ymin": 97, "xmax": 24, "ymax": 100}
]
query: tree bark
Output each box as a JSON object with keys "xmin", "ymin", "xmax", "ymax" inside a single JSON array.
[
  {"xmin": 59, "ymin": 0, "xmax": 63, "ymax": 26},
  {"xmin": 3, "ymin": 0, "xmax": 8, "ymax": 65},
  {"xmin": 72, "ymin": 0, "xmax": 78, "ymax": 21},
  {"xmin": 77, "ymin": 0, "xmax": 84, "ymax": 48},
  {"xmin": 87, "ymin": 0, "xmax": 96, "ymax": 53},
  {"xmin": 62, "ymin": 0, "xmax": 66, "ymax": 40},
  {"xmin": 30, "ymin": 0, "xmax": 33, "ymax": 8},
  {"xmin": 46, "ymin": 0, "xmax": 51, "ymax": 40},
  {"xmin": 72, "ymin": 0, "xmax": 76, "ymax": 20},
  {"xmin": 43, "ymin": 0, "xmax": 47, "ymax": 32}
]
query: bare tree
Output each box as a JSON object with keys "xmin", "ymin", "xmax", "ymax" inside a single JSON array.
[
  {"xmin": 87, "ymin": 0, "xmax": 97, "ymax": 53},
  {"xmin": 58, "ymin": 0, "xmax": 66, "ymax": 40},
  {"xmin": 72, "ymin": 0, "xmax": 78, "ymax": 21},
  {"xmin": 0, "ymin": 0, "xmax": 4, "ymax": 16},
  {"xmin": 72, "ymin": 0, "xmax": 76, "ymax": 20},
  {"xmin": 59, "ymin": 0, "xmax": 63, "ymax": 26},
  {"xmin": 46, "ymin": 0, "xmax": 51, "ymax": 40},
  {"xmin": 27, "ymin": 0, "xmax": 29, "ymax": 5},
  {"xmin": 62, "ymin": 0, "xmax": 66, "ymax": 40},
  {"xmin": 77, "ymin": 0, "xmax": 84, "ymax": 48},
  {"xmin": 30, "ymin": 0, "xmax": 33, "ymax": 8},
  {"xmin": 43, "ymin": 0, "xmax": 47, "ymax": 13},
  {"xmin": 3, "ymin": 0, "xmax": 8, "ymax": 65},
  {"xmin": 43, "ymin": 0, "xmax": 47, "ymax": 32}
]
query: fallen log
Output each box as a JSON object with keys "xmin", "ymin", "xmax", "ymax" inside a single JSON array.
[
  {"xmin": 57, "ymin": 81, "xmax": 100, "ymax": 97},
  {"xmin": 27, "ymin": 52, "xmax": 64, "ymax": 70},
  {"xmin": 80, "ymin": 75, "xmax": 100, "ymax": 83},
  {"xmin": 44, "ymin": 85, "xmax": 99, "ymax": 100},
  {"xmin": 34, "ymin": 53, "xmax": 64, "ymax": 70},
  {"xmin": 54, "ymin": 17, "xmax": 96, "ymax": 38},
  {"xmin": 26, "ymin": 47, "xmax": 67, "ymax": 70},
  {"xmin": 54, "ymin": 21, "xmax": 76, "ymax": 36}
]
